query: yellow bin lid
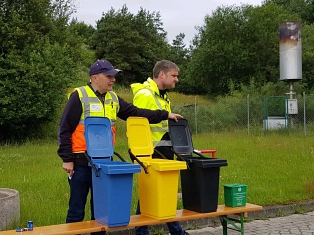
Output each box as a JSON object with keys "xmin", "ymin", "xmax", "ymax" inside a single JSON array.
[
  {"xmin": 127, "ymin": 117, "xmax": 154, "ymax": 156},
  {"xmin": 142, "ymin": 159, "xmax": 187, "ymax": 171}
]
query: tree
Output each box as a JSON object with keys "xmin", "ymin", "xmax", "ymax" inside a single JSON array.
[
  {"xmin": 184, "ymin": 3, "xmax": 300, "ymax": 95},
  {"xmin": 168, "ymin": 33, "xmax": 192, "ymax": 93},
  {"xmin": 90, "ymin": 5, "xmax": 171, "ymax": 85},
  {"xmin": 300, "ymin": 23, "xmax": 314, "ymax": 91},
  {"xmin": 169, "ymin": 33, "xmax": 190, "ymax": 66},
  {"xmin": 0, "ymin": 0, "xmax": 81, "ymax": 142},
  {"xmin": 69, "ymin": 18, "xmax": 96, "ymax": 44},
  {"xmin": 263, "ymin": 0, "xmax": 314, "ymax": 24}
]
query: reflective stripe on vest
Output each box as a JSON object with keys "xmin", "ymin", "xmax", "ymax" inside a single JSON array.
[
  {"xmin": 154, "ymin": 139, "xmax": 172, "ymax": 147},
  {"xmin": 77, "ymin": 87, "xmax": 118, "ymax": 124}
]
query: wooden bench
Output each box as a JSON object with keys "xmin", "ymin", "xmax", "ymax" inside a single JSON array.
[{"xmin": 0, "ymin": 203, "xmax": 262, "ymax": 235}]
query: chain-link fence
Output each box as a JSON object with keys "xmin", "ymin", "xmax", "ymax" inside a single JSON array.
[{"xmin": 172, "ymin": 93, "xmax": 314, "ymax": 136}]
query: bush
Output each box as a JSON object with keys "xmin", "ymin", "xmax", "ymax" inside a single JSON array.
[{"xmin": 0, "ymin": 40, "xmax": 76, "ymax": 142}]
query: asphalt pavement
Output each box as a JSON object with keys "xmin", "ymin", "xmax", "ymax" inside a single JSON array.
[
  {"xmin": 181, "ymin": 200, "xmax": 314, "ymax": 235},
  {"xmin": 108, "ymin": 200, "xmax": 314, "ymax": 235},
  {"xmin": 186, "ymin": 210, "xmax": 314, "ymax": 234}
]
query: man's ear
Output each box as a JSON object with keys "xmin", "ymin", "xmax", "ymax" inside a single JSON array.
[
  {"xmin": 159, "ymin": 71, "xmax": 165, "ymax": 79},
  {"xmin": 90, "ymin": 75, "xmax": 97, "ymax": 82}
]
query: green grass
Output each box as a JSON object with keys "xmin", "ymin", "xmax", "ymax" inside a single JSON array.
[
  {"xmin": 1, "ymin": 131, "xmax": 314, "ymax": 230},
  {"xmin": 207, "ymin": 132, "xmax": 314, "ymax": 206}
]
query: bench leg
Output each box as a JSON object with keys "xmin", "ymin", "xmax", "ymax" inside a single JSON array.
[{"xmin": 219, "ymin": 212, "xmax": 245, "ymax": 235}]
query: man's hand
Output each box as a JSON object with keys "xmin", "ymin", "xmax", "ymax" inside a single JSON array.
[
  {"xmin": 62, "ymin": 162, "xmax": 74, "ymax": 177},
  {"xmin": 168, "ymin": 113, "xmax": 183, "ymax": 122}
]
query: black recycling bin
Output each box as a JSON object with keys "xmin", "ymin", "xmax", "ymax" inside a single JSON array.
[
  {"xmin": 168, "ymin": 118, "xmax": 228, "ymax": 213},
  {"xmin": 180, "ymin": 157, "xmax": 228, "ymax": 213}
]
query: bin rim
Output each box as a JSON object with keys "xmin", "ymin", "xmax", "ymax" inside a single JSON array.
[
  {"xmin": 178, "ymin": 156, "xmax": 227, "ymax": 168},
  {"xmin": 224, "ymin": 183, "xmax": 247, "ymax": 187},
  {"xmin": 140, "ymin": 159, "xmax": 187, "ymax": 171},
  {"xmin": 95, "ymin": 161, "xmax": 141, "ymax": 174}
]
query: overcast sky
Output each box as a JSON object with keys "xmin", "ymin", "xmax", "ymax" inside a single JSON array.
[{"xmin": 72, "ymin": 0, "xmax": 262, "ymax": 46}]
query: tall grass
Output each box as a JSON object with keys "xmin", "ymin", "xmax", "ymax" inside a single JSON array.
[{"xmin": 1, "ymin": 132, "xmax": 314, "ymax": 230}]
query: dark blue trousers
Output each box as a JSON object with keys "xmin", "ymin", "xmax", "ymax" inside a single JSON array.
[{"xmin": 66, "ymin": 165, "xmax": 106, "ymax": 235}]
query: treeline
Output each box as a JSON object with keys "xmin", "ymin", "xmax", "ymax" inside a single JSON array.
[{"xmin": 1, "ymin": 0, "xmax": 314, "ymax": 142}]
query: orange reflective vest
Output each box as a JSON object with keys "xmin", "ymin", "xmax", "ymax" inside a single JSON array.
[{"xmin": 71, "ymin": 85, "xmax": 119, "ymax": 153}]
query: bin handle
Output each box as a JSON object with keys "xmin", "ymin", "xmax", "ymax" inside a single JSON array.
[
  {"xmin": 169, "ymin": 148, "xmax": 188, "ymax": 162},
  {"xmin": 171, "ymin": 150, "xmax": 190, "ymax": 170},
  {"xmin": 154, "ymin": 149, "xmax": 168, "ymax": 160},
  {"xmin": 192, "ymin": 150, "xmax": 207, "ymax": 158},
  {"xmin": 128, "ymin": 149, "xmax": 149, "ymax": 174},
  {"xmin": 114, "ymin": 151, "xmax": 126, "ymax": 162},
  {"xmin": 84, "ymin": 152, "xmax": 100, "ymax": 177}
]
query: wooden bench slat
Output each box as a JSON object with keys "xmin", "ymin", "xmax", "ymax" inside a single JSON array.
[
  {"xmin": 0, "ymin": 221, "xmax": 105, "ymax": 235},
  {"xmin": 0, "ymin": 203, "xmax": 263, "ymax": 235}
]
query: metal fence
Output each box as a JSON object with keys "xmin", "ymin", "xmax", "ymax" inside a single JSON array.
[{"xmin": 172, "ymin": 93, "xmax": 314, "ymax": 136}]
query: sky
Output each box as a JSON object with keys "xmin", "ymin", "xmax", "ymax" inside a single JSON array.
[{"xmin": 73, "ymin": 0, "xmax": 262, "ymax": 46}]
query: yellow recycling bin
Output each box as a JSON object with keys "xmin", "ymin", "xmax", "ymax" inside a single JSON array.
[
  {"xmin": 126, "ymin": 117, "xmax": 187, "ymax": 220},
  {"xmin": 137, "ymin": 158, "xmax": 187, "ymax": 220}
]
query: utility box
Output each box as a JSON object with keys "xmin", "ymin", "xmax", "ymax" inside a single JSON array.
[
  {"xmin": 287, "ymin": 99, "xmax": 298, "ymax": 114},
  {"xmin": 263, "ymin": 116, "xmax": 287, "ymax": 130}
]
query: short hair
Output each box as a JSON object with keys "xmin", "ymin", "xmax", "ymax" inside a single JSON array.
[{"xmin": 153, "ymin": 60, "xmax": 179, "ymax": 78}]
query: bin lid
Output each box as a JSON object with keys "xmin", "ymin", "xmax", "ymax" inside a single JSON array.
[
  {"xmin": 84, "ymin": 117, "xmax": 113, "ymax": 159},
  {"xmin": 180, "ymin": 156, "xmax": 228, "ymax": 168},
  {"xmin": 141, "ymin": 159, "xmax": 187, "ymax": 171},
  {"xmin": 168, "ymin": 119, "xmax": 194, "ymax": 154},
  {"xmin": 95, "ymin": 161, "xmax": 141, "ymax": 175},
  {"xmin": 224, "ymin": 183, "xmax": 247, "ymax": 188},
  {"xmin": 126, "ymin": 117, "xmax": 154, "ymax": 156}
]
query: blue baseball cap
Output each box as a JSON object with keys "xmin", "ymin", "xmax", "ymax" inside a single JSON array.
[{"xmin": 89, "ymin": 60, "xmax": 122, "ymax": 76}]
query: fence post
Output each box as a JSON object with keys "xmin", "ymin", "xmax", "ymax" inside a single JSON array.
[
  {"xmin": 195, "ymin": 96, "xmax": 198, "ymax": 135},
  {"xmin": 247, "ymin": 94, "xmax": 250, "ymax": 135},
  {"xmin": 303, "ymin": 92, "xmax": 306, "ymax": 136}
]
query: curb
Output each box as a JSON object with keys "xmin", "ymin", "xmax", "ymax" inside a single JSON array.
[
  {"xmin": 106, "ymin": 200, "xmax": 314, "ymax": 235},
  {"xmin": 244, "ymin": 199, "xmax": 314, "ymax": 220}
]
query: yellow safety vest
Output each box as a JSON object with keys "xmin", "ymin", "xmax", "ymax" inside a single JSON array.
[
  {"xmin": 71, "ymin": 85, "xmax": 119, "ymax": 152},
  {"xmin": 131, "ymin": 78, "xmax": 171, "ymax": 147}
]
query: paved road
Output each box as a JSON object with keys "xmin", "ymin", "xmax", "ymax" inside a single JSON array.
[{"xmin": 186, "ymin": 211, "xmax": 314, "ymax": 235}]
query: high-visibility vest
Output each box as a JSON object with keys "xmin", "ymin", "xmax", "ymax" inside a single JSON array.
[
  {"xmin": 71, "ymin": 85, "xmax": 119, "ymax": 153},
  {"xmin": 131, "ymin": 78, "xmax": 171, "ymax": 147}
]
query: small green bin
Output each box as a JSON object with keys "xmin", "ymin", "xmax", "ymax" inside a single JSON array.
[{"xmin": 224, "ymin": 184, "xmax": 247, "ymax": 207}]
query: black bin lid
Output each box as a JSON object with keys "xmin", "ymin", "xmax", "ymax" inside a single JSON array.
[
  {"xmin": 180, "ymin": 156, "xmax": 228, "ymax": 168},
  {"xmin": 168, "ymin": 119, "xmax": 194, "ymax": 154}
]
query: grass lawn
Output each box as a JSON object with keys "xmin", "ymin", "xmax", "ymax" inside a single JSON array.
[{"xmin": 1, "ymin": 128, "xmax": 314, "ymax": 229}]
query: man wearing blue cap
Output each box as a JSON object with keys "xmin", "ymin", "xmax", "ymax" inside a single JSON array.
[{"xmin": 57, "ymin": 59, "xmax": 183, "ymax": 234}]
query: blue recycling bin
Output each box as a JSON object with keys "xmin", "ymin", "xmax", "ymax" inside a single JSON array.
[
  {"xmin": 92, "ymin": 161, "xmax": 140, "ymax": 227},
  {"xmin": 85, "ymin": 117, "xmax": 141, "ymax": 227}
]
